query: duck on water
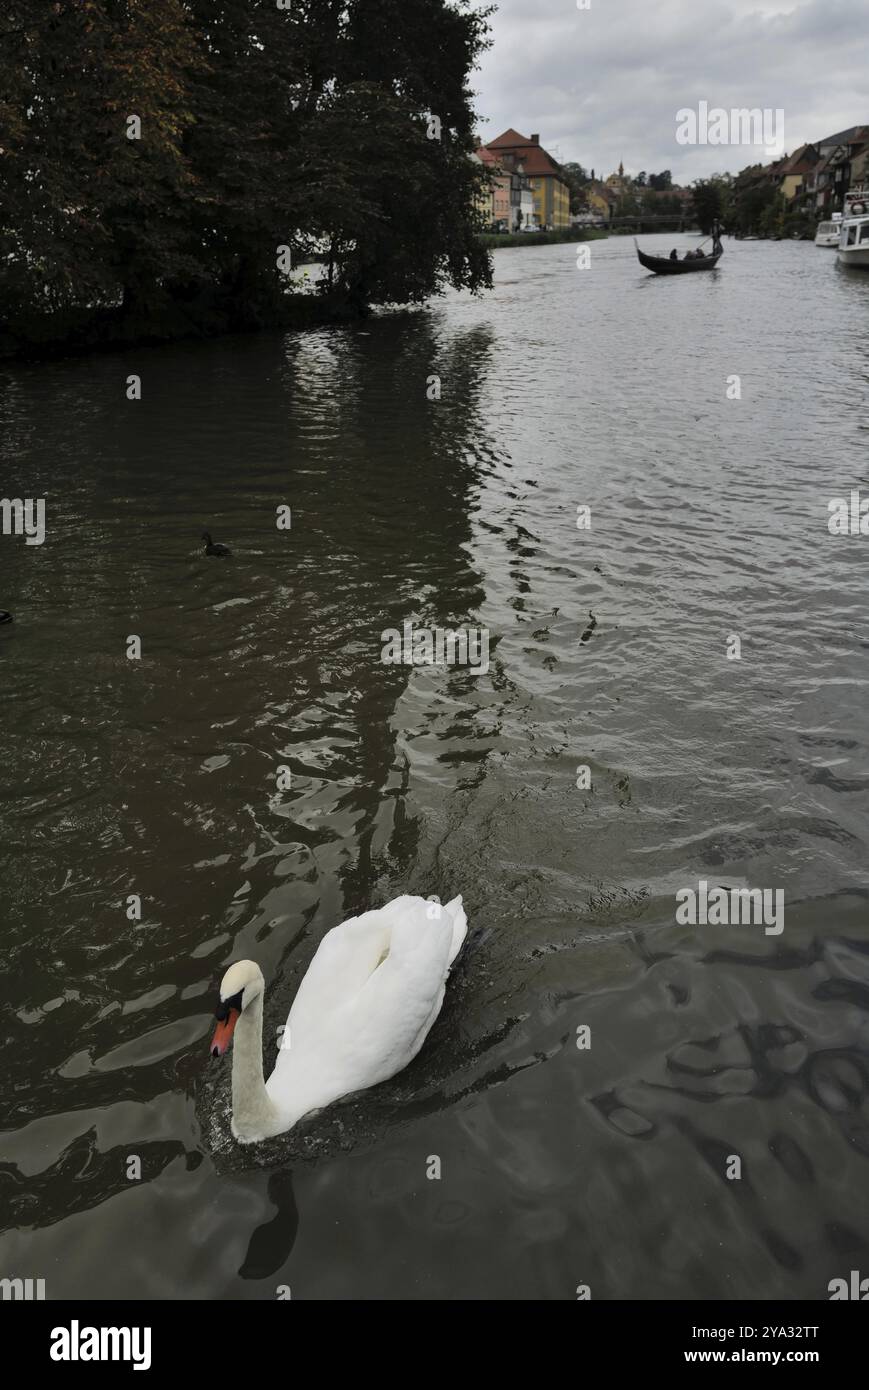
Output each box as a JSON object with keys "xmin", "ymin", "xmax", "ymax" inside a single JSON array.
[{"xmin": 202, "ymin": 531, "xmax": 231, "ymax": 557}]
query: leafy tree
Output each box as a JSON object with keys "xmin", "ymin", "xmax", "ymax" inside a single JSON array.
[
  {"xmin": 759, "ymin": 191, "xmax": 786, "ymax": 238},
  {"xmin": 1, "ymin": 0, "xmax": 200, "ymax": 342},
  {"xmin": 319, "ymin": 0, "xmax": 494, "ymax": 309},
  {"xmin": 180, "ymin": 0, "xmax": 311, "ymax": 328},
  {"xmin": 691, "ymin": 178, "xmax": 726, "ymax": 234},
  {"xmin": 651, "ymin": 192, "xmax": 683, "ymax": 216},
  {"xmin": 728, "ymin": 170, "xmax": 776, "ymax": 235},
  {"xmin": 0, "ymin": 0, "xmax": 494, "ymax": 350},
  {"xmin": 181, "ymin": 0, "xmax": 494, "ymax": 315},
  {"xmin": 309, "ymin": 83, "xmax": 490, "ymax": 309},
  {"xmin": 649, "ymin": 170, "xmax": 672, "ymax": 191},
  {"xmin": 560, "ymin": 161, "xmax": 590, "ymax": 214},
  {"xmin": 614, "ymin": 186, "xmax": 642, "ymax": 218}
]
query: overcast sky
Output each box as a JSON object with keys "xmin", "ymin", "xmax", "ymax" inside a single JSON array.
[{"xmin": 473, "ymin": 0, "xmax": 867, "ymax": 183}]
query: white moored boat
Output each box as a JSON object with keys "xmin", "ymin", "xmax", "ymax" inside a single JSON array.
[
  {"xmin": 814, "ymin": 214, "xmax": 841, "ymax": 248},
  {"xmin": 837, "ymin": 187, "xmax": 869, "ymax": 268}
]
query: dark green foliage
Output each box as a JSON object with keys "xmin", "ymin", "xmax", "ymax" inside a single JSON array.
[
  {"xmin": 0, "ymin": 0, "xmax": 493, "ymax": 354},
  {"xmin": 477, "ymin": 227, "xmax": 607, "ymax": 249},
  {"xmin": 0, "ymin": 1, "xmax": 201, "ymax": 343},
  {"xmin": 729, "ymin": 179, "xmax": 783, "ymax": 237},
  {"xmin": 691, "ymin": 178, "xmax": 727, "ymax": 235},
  {"xmin": 559, "ymin": 161, "xmax": 590, "ymax": 215}
]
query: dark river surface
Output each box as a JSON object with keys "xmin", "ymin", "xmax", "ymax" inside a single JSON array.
[{"xmin": 2, "ymin": 235, "xmax": 869, "ymax": 1300}]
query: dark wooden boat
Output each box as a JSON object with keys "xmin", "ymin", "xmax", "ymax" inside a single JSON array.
[{"xmin": 635, "ymin": 239, "xmax": 723, "ymax": 275}]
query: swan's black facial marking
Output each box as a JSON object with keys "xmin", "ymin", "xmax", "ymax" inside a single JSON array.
[
  {"xmin": 216, "ymin": 989, "xmax": 244, "ymax": 1019},
  {"xmin": 210, "ymin": 987, "xmax": 245, "ymax": 1059}
]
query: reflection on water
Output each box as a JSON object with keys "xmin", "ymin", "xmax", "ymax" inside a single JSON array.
[
  {"xmin": 239, "ymin": 1171, "xmax": 299, "ymax": 1281},
  {"xmin": 1, "ymin": 236, "xmax": 868, "ymax": 1299}
]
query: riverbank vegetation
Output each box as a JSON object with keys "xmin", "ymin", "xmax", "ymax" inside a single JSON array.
[
  {"xmin": 692, "ymin": 175, "xmax": 815, "ymax": 239},
  {"xmin": 477, "ymin": 228, "xmax": 608, "ymax": 249},
  {"xmin": 0, "ymin": 0, "xmax": 494, "ymax": 359}
]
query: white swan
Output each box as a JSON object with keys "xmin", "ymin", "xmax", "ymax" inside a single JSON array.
[{"xmin": 210, "ymin": 894, "xmax": 467, "ymax": 1143}]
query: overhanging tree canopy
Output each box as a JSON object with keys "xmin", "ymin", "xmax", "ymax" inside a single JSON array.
[{"xmin": 0, "ymin": 0, "xmax": 493, "ymax": 350}]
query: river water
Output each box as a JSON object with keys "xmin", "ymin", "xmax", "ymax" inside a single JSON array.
[{"xmin": 2, "ymin": 235, "xmax": 869, "ymax": 1300}]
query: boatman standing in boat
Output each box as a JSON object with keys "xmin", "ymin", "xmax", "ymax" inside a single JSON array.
[{"xmin": 684, "ymin": 223, "xmax": 723, "ymax": 260}]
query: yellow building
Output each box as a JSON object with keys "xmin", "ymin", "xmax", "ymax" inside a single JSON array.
[
  {"xmin": 483, "ymin": 129, "xmax": 571, "ymax": 230},
  {"xmin": 586, "ymin": 184, "xmax": 613, "ymax": 219},
  {"xmin": 605, "ymin": 161, "xmax": 629, "ymax": 193},
  {"xmin": 776, "ymin": 144, "xmax": 820, "ymax": 203}
]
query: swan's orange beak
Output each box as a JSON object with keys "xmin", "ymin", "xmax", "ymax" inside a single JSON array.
[{"xmin": 210, "ymin": 1008, "xmax": 239, "ymax": 1058}]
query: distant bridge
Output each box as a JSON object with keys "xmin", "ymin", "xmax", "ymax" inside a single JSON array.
[{"xmin": 607, "ymin": 213, "xmax": 698, "ymax": 233}]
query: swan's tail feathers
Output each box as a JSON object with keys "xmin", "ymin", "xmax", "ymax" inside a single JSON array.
[{"xmin": 444, "ymin": 895, "xmax": 467, "ymax": 966}]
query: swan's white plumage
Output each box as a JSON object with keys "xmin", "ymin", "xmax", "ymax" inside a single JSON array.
[{"xmin": 218, "ymin": 894, "xmax": 466, "ymax": 1143}]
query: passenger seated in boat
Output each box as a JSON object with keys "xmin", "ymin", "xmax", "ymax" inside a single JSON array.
[{"xmin": 670, "ymin": 249, "xmax": 678, "ymax": 260}]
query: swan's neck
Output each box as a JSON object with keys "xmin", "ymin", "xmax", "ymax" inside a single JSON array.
[{"xmin": 230, "ymin": 994, "xmax": 282, "ymax": 1143}]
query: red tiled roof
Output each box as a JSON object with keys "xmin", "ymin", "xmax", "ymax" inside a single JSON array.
[
  {"xmin": 487, "ymin": 128, "xmax": 530, "ymax": 148},
  {"xmin": 476, "ymin": 146, "xmax": 520, "ymax": 183},
  {"xmin": 778, "ymin": 143, "xmax": 819, "ymax": 175},
  {"xmin": 484, "ymin": 129, "xmax": 567, "ymax": 183}
]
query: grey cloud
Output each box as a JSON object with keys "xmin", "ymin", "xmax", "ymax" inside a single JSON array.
[{"xmin": 473, "ymin": 0, "xmax": 867, "ymax": 181}]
